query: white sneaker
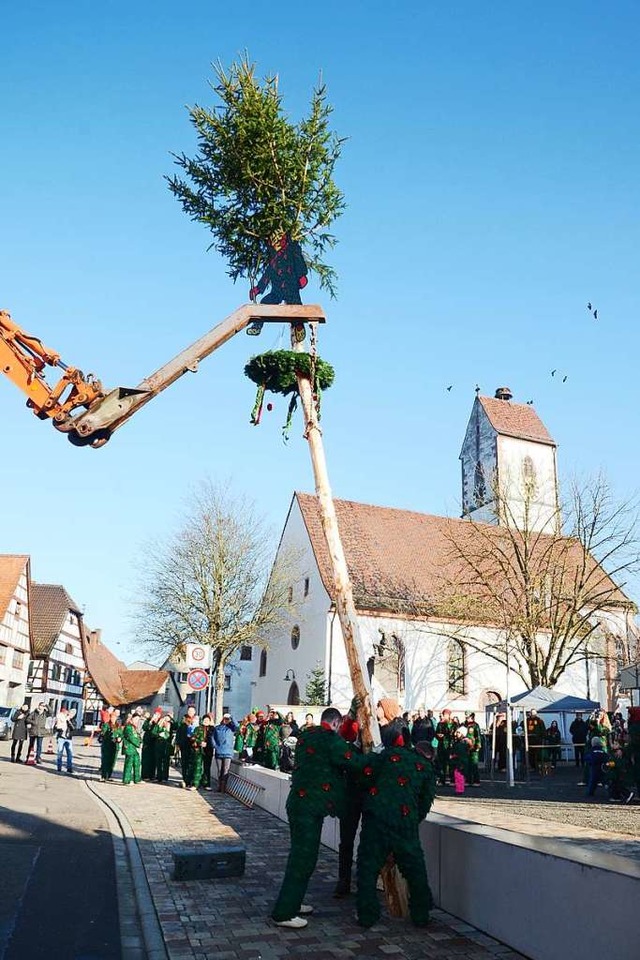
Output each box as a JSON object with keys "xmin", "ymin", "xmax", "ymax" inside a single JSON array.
[
  {"xmin": 274, "ymin": 916, "xmax": 308, "ymax": 929},
  {"xmin": 299, "ymin": 905, "xmax": 314, "ymax": 915}
]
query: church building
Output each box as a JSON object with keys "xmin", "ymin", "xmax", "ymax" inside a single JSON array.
[{"xmin": 253, "ymin": 390, "xmax": 631, "ymax": 717}]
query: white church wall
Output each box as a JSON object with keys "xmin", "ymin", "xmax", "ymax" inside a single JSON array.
[
  {"xmin": 496, "ymin": 435, "xmax": 558, "ymax": 533},
  {"xmin": 252, "ymin": 498, "xmax": 332, "ymax": 711},
  {"xmin": 327, "ymin": 613, "xmax": 531, "ymax": 719}
]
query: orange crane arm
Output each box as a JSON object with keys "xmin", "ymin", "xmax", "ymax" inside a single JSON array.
[{"xmin": 0, "ymin": 310, "xmax": 105, "ymax": 425}]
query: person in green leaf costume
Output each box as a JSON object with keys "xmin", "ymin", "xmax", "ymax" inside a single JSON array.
[
  {"xmin": 356, "ymin": 740, "xmax": 436, "ymax": 928},
  {"xmin": 183, "ymin": 716, "xmax": 206, "ymax": 790},
  {"xmin": 99, "ymin": 709, "xmax": 122, "ymax": 781},
  {"xmin": 263, "ymin": 711, "xmax": 282, "ymax": 770},
  {"xmin": 242, "ymin": 713, "xmax": 259, "ymax": 762},
  {"xmin": 464, "ymin": 712, "xmax": 483, "ymax": 786},
  {"xmin": 153, "ymin": 714, "xmax": 175, "ymax": 783},
  {"xmin": 122, "ymin": 715, "xmax": 142, "ymax": 785},
  {"xmin": 271, "ymin": 707, "xmax": 367, "ymax": 929}
]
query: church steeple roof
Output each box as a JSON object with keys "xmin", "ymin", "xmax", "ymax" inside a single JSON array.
[{"xmin": 478, "ymin": 395, "xmax": 555, "ymax": 446}]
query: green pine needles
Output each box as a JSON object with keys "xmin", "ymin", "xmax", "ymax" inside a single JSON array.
[{"xmin": 167, "ymin": 55, "xmax": 346, "ymax": 296}]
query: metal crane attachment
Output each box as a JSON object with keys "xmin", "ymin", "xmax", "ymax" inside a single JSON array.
[{"xmin": 0, "ymin": 304, "xmax": 325, "ymax": 448}]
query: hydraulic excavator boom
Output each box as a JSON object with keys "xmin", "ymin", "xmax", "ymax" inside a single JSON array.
[{"xmin": 0, "ymin": 304, "xmax": 325, "ymax": 448}]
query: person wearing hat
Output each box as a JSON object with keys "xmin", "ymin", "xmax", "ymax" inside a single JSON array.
[
  {"xmin": 356, "ymin": 738, "xmax": 436, "ymax": 928},
  {"xmin": 435, "ymin": 709, "xmax": 457, "ymax": 786},
  {"xmin": 464, "ymin": 712, "xmax": 483, "ymax": 786},
  {"xmin": 184, "ymin": 715, "xmax": 207, "ymax": 790}
]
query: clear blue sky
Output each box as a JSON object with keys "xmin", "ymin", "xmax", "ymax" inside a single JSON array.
[{"xmin": 2, "ymin": 2, "xmax": 639, "ymax": 662}]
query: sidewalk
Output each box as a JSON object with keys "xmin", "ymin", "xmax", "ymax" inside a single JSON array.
[{"xmin": 75, "ymin": 744, "xmax": 526, "ymax": 960}]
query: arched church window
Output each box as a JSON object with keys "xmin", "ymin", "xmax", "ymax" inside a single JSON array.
[
  {"xmin": 291, "ymin": 625, "xmax": 300, "ymax": 650},
  {"xmin": 287, "ymin": 681, "xmax": 300, "ymax": 705},
  {"xmin": 447, "ymin": 640, "xmax": 465, "ymax": 694},
  {"xmin": 474, "ymin": 461, "xmax": 486, "ymax": 506},
  {"xmin": 259, "ymin": 649, "xmax": 267, "ymax": 677},
  {"xmin": 522, "ymin": 455, "xmax": 537, "ymax": 494}
]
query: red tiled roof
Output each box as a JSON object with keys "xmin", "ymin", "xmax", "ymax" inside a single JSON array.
[
  {"xmin": 82, "ymin": 629, "xmax": 168, "ymax": 707},
  {"xmin": 478, "ymin": 396, "xmax": 555, "ymax": 445},
  {"xmin": 30, "ymin": 583, "xmax": 82, "ymax": 657},
  {"xmin": 0, "ymin": 555, "xmax": 29, "ymax": 622},
  {"xmin": 295, "ymin": 493, "xmax": 629, "ymax": 617}
]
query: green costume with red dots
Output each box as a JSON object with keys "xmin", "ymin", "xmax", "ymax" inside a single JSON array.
[
  {"xmin": 122, "ymin": 723, "xmax": 142, "ymax": 785},
  {"xmin": 185, "ymin": 724, "xmax": 206, "ymax": 787},
  {"xmin": 356, "ymin": 744, "xmax": 436, "ymax": 928},
  {"xmin": 271, "ymin": 724, "xmax": 365, "ymax": 923}
]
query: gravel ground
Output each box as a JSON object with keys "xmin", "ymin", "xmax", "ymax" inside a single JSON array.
[{"xmin": 434, "ymin": 765, "xmax": 639, "ymax": 838}]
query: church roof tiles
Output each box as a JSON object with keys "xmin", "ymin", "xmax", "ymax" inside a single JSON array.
[
  {"xmin": 295, "ymin": 493, "xmax": 629, "ymax": 619},
  {"xmin": 478, "ymin": 396, "xmax": 555, "ymax": 445}
]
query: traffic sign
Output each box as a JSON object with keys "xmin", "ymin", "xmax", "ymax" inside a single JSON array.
[
  {"xmin": 187, "ymin": 668, "xmax": 210, "ymax": 691},
  {"xmin": 185, "ymin": 643, "xmax": 212, "ymax": 669}
]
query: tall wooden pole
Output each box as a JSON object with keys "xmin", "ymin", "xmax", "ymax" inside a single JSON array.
[
  {"xmin": 291, "ymin": 322, "xmax": 379, "ymax": 749},
  {"xmin": 291, "ymin": 321, "xmax": 408, "ymax": 917}
]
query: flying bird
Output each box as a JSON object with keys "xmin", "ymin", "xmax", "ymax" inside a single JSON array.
[
  {"xmin": 446, "ymin": 385, "xmax": 453, "ymax": 392},
  {"xmin": 587, "ymin": 302, "xmax": 592, "ymax": 311},
  {"xmin": 593, "ymin": 309, "xmax": 598, "ymax": 320},
  {"xmin": 526, "ymin": 400, "xmax": 534, "ymax": 405},
  {"xmin": 562, "ymin": 375, "xmax": 568, "ymax": 383},
  {"xmin": 551, "ymin": 369, "xmax": 556, "ymax": 377}
]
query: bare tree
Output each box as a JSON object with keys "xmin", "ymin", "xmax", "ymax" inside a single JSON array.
[
  {"xmin": 132, "ymin": 481, "xmax": 295, "ymax": 718},
  {"xmin": 435, "ymin": 473, "xmax": 640, "ymax": 689}
]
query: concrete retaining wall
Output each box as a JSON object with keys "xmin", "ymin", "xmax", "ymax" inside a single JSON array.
[{"xmin": 230, "ymin": 761, "xmax": 638, "ymax": 960}]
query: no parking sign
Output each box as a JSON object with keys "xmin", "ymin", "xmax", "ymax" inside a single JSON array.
[{"xmin": 187, "ymin": 668, "xmax": 210, "ymax": 691}]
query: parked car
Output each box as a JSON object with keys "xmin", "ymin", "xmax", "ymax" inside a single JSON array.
[{"xmin": 0, "ymin": 706, "xmax": 15, "ymax": 740}]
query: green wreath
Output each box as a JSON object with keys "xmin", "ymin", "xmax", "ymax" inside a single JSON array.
[{"xmin": 244, "ymin": 350, "xmax": 335, "ymax": 437}]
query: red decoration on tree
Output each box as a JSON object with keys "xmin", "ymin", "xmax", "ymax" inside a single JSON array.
[
  {"xmin": 298, "ymin": 788, "xmax": 307, "ymax": 797},
  {"xmin": 344, "ymin": 750, "xmax": 352, "ymax": 760},
  {"xmin": 389, "ymin": 754, "xmax": 401, "ymax": 763},
  {"xmin": 415, "ymin": 762, "xmax": 425, "ymax": 771},
  {"xmin": 363, "ymin": 765, "xmax": 374, "ymax": 777},
  {"xmin": 306, "ymin": 746, "xmax": 315, "ymax": 755},
  {"xmin": 397, "ymin": 775, "xmax": 409, "ymax": 787},
  {"xmin": 321, "ymin": 782, "xmax": 331, "ymax": 791},
  {"xmin": 368, "ymin": 786, "xmax": 379, "ymax": 796},
  {"xmin": 400, "ymin": 804, "xmax": 410, "ymax": 817}
]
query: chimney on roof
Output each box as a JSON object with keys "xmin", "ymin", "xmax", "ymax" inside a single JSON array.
[
  {"xmin": 90, "ymin": 629, "xmax": 102, "ymax": 645},
  {"xmin": 494, "ymin": 386, "xmax": 513, "ymax": 401}
]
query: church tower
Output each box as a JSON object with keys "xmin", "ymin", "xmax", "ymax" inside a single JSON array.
[{"xmin": 459, "ymin": 388, "xmax": 560, "ymax": 534}]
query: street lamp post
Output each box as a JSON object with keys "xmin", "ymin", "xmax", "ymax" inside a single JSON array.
[{"xmin": 505, "ymin": 637, "xmax": 515, "ymax": 788}]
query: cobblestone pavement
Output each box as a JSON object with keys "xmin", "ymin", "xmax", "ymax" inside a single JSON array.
[{"xmin": 75, "ymin": 745, "xmax": 527, "ymax": 960}]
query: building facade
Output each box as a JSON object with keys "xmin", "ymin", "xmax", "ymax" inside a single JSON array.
[
  {"xmin": 0, "ymin": 555, "xmax": 32, "ymax": 707},
  {"xmin": 28, "ymin": 583, "xmax": 86, "ymax": 722},
  {"xmin": 254, "ymin": 392, "xmax": 630, "ymax": 717}
]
